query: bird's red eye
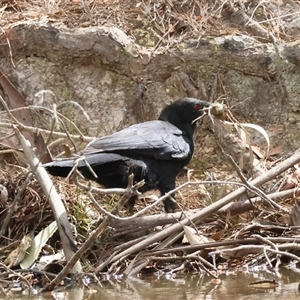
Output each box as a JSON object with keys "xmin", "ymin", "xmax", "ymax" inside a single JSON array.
[{"xmin": 193, "ymin": 104, "xmax": 203, "ymax": 111}]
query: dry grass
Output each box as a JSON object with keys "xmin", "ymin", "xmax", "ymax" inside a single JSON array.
[{"xmin": 1, "ymin": 0, "xmax": 299, "ymax": 47}]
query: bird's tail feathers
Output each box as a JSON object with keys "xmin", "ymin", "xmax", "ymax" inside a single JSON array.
[{"xmin": 43, "ymin": 153, "xmax": 140, "ymax": 178}]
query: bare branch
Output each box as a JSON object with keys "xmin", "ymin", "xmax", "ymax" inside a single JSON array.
[{"xmin": 14, "ymin": 126, "xmax": 82, "ymax": 274}]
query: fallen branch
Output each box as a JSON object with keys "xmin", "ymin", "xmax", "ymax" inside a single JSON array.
[
  {"xmin": 98, "ymin": 150, "xmax": 300, "ymax": 268},
  {"xmin": 209, "ymin": 242, "xmax": 300, "ymax": 263},
  {"xmin": 149, "ymin": 237, "xmax": 300, "ymax": 256},
  {"xmin": 109, "ymin": 187, "xmax": 299, "ymax": 237}
]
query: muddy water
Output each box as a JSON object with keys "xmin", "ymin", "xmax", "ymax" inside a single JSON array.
[{"xmin": 6, "ymin": 269, "xmax": 300, "ymax": 300}]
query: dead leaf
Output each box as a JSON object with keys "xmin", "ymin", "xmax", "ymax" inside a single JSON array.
[
  {"xmin": 281, "ymin": 169, "xmax": 300, "ymax": 190},
  {"xmin": 250, "ymin": 145, "xmax": 264, "ymax": 159},
  {"xmin": 211, "ymin": 228, "xmax": 226, "ymax": 241},
  {"xmin": 168, "ymin": 24, "xmax": 175, "ymax": 33},
  {"xmin": 211, "ymin": 211, "xmax": 229, "ymax": 241},
  {"xmin": 182, "ymin": 225, "xmax": 213, "ymax": 245},
  {"xmin": 269, "ymin": 146, "xmax": 282, "ymax": 156},
  {"xmin": 34, "ymin": 131, "xmax": 52, "ymax": 163},
  {"xmin": 62, "ymin": 144, "xmax": 72, "ymax": 158},
  {"xmin": 4, "ymin": 233, "xmax": 34, "ymax": 268}
]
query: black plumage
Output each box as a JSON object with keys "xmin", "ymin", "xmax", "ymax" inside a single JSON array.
[{"xmin": 44, "ymin": 98, "xmax": 211, "ymax": 212}]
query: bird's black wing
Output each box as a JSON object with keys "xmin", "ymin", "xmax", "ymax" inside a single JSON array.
[{"xmin": 83, "ymin": 120, "xmax": 191, "ymax": 160}]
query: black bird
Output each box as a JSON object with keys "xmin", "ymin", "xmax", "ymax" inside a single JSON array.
[{"xmin": 44, "ymin": 98, "xmax": 211, "ymax": 213}]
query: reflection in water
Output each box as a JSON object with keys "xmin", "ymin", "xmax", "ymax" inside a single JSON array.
[
  {"xmin": 91, "ymin": 270, "xmax": 300, "ymax": 300},
  {"xmin": 6, "ymin": 269, "xmax": 300, "ymax": 300}
]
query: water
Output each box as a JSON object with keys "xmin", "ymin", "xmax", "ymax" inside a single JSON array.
[{"xmin": 4, "ymin": 269, "xmax": 300, "ymax": 300}]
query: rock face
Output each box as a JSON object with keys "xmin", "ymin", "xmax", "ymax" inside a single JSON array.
[{"xmin": 1, "ymin": 3, "xmax": 300, "ymax": 174}]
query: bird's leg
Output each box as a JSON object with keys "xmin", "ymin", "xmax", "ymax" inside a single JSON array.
[
  {"xmin": 163, "ymin": 194, "xmax": 178, "ymax": 213},
  {"xmin": 124, "ymin": 195, "xmax": 138, "ymax": 214},
  {"xmin": 159, "ymin": 181, "xmax": 178, "ymax": 213}
]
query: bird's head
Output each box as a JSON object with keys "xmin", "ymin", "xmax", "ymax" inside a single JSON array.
[{"xmin": 159, "ymin": 98, "xmax": 211, "ymax": 134}]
